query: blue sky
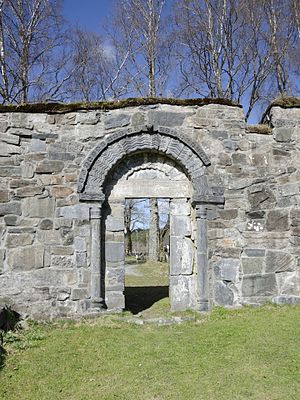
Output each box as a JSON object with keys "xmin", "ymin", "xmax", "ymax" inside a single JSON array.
[{"xmin": 63, "ymin": 0, "xmax": 112, "ymax": 33}]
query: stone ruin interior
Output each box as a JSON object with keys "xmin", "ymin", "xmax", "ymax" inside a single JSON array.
[{"xmin": 0, "ymin": 98, "xmax": 299, "ymax": 319}]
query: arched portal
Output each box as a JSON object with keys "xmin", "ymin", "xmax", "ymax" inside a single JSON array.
[{"xmin": 78, "ymin": 126, "xmax": 223, "ymax": 312}]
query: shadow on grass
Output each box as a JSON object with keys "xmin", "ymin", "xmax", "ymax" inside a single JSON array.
[
  {"xmin": 125, "ymin": 286, "xmax": 169, "ymax": 314},
  {"xmin": 0, "ymin": 343, "xmax": 6, "ymax": 371}
]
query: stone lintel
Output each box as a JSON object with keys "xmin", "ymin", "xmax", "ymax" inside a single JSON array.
[{"xmin": 192, "ymin": 194, "xmax": 225, "ymax": 207}]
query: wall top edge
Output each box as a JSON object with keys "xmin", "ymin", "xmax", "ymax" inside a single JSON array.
[{"xmin": 0, "ymin": 97, "xmax": 242, "ymax": 114}]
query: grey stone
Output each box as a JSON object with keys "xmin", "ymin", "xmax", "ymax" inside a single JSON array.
[
  {"xmin": 223, "ymin": 139, "xmax": 238, "ymax": 151},
  {"xmin": 242, "ymin": 258, "xmax": 264, "ymax": 274},
  {"xmin": 265, "ymin": 251, "xmax": 296, "ymax": 273},
  {"xmin": 4, "ymin": 215, "xmax": 18, "ymax": 225},
  {"xmin": 0, "ymin": 166, "xmax": 21, "ymax": 177},
  {"xmin": 15, "ymin": 185, "xmax": 43, "ymax": 197},
  {"xmin": 0, "ymin": 142, "xmax": 21, "ymax": 155},
  {"xmin": 29, "ymin": 139, "xmax": 46, "ymax": 152},
  {"xmin": 23, "ymin": 197, "xmax": 55, "ymax": 218},
  {"xmin": 0, "ymin": 249, "xmax": 5, "ymax": 274},
  {"xmin": 244, "ymin": 249, "xmax": 265, "ymax": 257},
  {"xmin": 0, "ymin": 190, "xmax": 9, "ymax": 202},
  {"xmin": 105, "ymin": 291, "xmax": 125, "ymax": 310},
  {"xmin": 74, "ymin": 237, "xmax": 86, "ymax": 252},
  {"xmin": 57, "ymin": 205, "xmax": 89, "ymax": 220},
  {"xmin": 48, "ymin": 152, "xmax": 75, "ymax": 161},
  {"xmin": 213, "ymin": 259, "xmax": 240, "ymax": 282},
  {"xmin": 0, "ymin": 132, "xmax": 20, "ymax": 145},
  {"xmin": 32, "ymin": 132, "xmax": 58, "ymax": 140},
  {"xmin": 169, "ymin": 275, "xmax": 194, "ymax": 311},
  {"xmin": 105, "ymin": 242, "xmax": 124, "ymax": 263},
  {"xmin": 248, "ymin": 186, "xmax": 276, "ymax": 210},
  {"xmin": 242, "ymin": 274, "xmax": 277, "ymax": 297},
  {"xmin": 39, "ymin": 219, "xmax": 53, "ymax": 230},
  {"xmin": 272, "ymin": 295, "xmax": 300, "ymax": 305},
  {"xmin": 170, "ymin": 215, "xmax": 191, "ymax": 236},
  {"xmin": 266, "ymin": 210, "xmax": 289, "ymax": 231},
  {"xmin": 8, "ymin": 246, "xmax": 45, "ymax": 270},
  {"xmin": 170, "ymin": 237, "xmax": 194, "ymax": 275},
  {"xmin": 106, "ymin": 216, "xmax": 124, "ymax": 232},
  {"xmin": 104, "ymin": 114, "xmax": 130, "ymax": 129},
  {"xmin": 214, "ymin": 281, "xmax": 234, "ymax": 306},
  {"xmin": 149, "ymin": 111, "xmax": 186, "ymax": 127},
  {"xmin": 274, "ymin": 128, "xmax": 292, "ymax": 142},
  {"xmin": 36, "ymin": 160, "xmax": 64, "ymax": 174},
  {"xmin": 71, "ymin": 288, "xmax": 88, "ymax": 301},
  {"xmin": 0, "ymin": 202, "xmax": 22, "ymax": 216},
  {"xmin": 76, "ymin": 252, "xmax": 87, "ymax": 267},
  {"xmin": 6, "ymin": 233, "xmax": 34, "ymax": 248}
]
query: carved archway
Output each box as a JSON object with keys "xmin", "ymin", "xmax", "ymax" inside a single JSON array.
[
  {"xmin": 78, "ymin": 125, "xmax": 211, "ymax": 201},
  {"xmin": 78, "ymin": 126, "xmax": 224, "ymax": 313}
]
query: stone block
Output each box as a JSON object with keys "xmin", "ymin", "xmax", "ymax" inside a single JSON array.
[
  {"xmin": 276, "ymin": 271, "xmax": 300, "ymax": 295},
  {"xmin": 170, "ymin": 199, "xmax": 190, "ymax": 216},
  {"xmin": 106, "ymin": 216, "xmax": 124, "ymax": 232},
  {"xmin": 0, "ymin": 166, "xmax": 21, "ymax": 177},
  {"xmin": 57, "ymin": 204, "xmax": 89, "ymax": 220},
  {"xmin": 272, "ymin": 295, "xmax": 300, "ymax": 305},
  {"xmin": 214, "ymin": 281, "xmax": 234, "ymax": 306},
  {"xmin": 105, "ymin": 291, "xmax": 125, "ymax": 310},
  {"xmin": 243, "ymin": 249, "xmax": 265, "ymax": 257},
  {"xmin": 242, "ymin": 258, "xmax": 264, "ymax": 274},
  {"xmin": 170, "ymin": 237, "xmax": 194, "ymax": 275},
  {"xmin": 37, "ymin": 229, "xmax": 61, "ymax": 245},
  {"xmin": 75, "ymin": 252, "xmax": 87, "ymax": 268},
  {"xmin": 51, "ymin": 255, "xmax": 73, "ymax": 269},
  {"xmin": 74, "ymin": 237, "xmax": 86, "ymax": 252},
  {"xmin": 36, "ymin": 160, "xmax": 64, "ymax": 174},
  {"xmin": 39, "ymin": 219, "xmax": 53, "ymax": 230},
  {"xmin": 242, "ymin": 274, "xmax": 277, "ymax": 297},
  {"xmin": 104, "ymin": 113, "xmax": 130, "ymax": 129},
  {"xmin": 29, "ymin": 139, "xmax": 46, "ymax": 152},
  {"xmin": 0, "ymin": 132, "xmax": 19, "ymax": 145},
  {"xmin": 266, "ymin": 210, "xmax": 289, "ymax": 231},
  {"xmin": 4, "ymin": 215, "xmax": 18, "ymax": 225},
  {"xmin": 71, "ymin": 288, "xmax": 88, "ymax": 301},
  {"xmin": 23, "ymin": 197, "xmax": 55, "ymax": 218},
  {"xmin": 0, "ymin": 190, "xmax": 9, "ymax": 202},
  {"xmin": 214, "ymin": 247, "xmax": 242, "ymax": 258},
  {"xmin": 51, "ymin": 186, "xmax": 73, "ymax": 198},
  {"xmin": 213, "ymin": 259, "xmax": 240, "ymax": 282},
  {"xmin": 248, "ymin": 186, "xmax": 276, "ymax": 210},
  {"xmin": 6, "ymin": 233, "xmax": 34, "ymax": 248},
  {"xmin": 15, "ymin": 186, "xmax": 43, "ymax": 197},
  {"xmin": 8, "ymin": 246, "xmax": 45, "ymax": 270},
  {"xmin": 48, "ymin": 152, "xmax": 75, "ymax": 161},
  {"xmin": 105, "ymin": 267, "xmax": 125, "ymax": 291},
  {"xmin": 51, "ymin": 246, "xmax": 74, "ymax": 256},
  {"xmin": 0, "ymin": 201, "xmax": 22, "ymax": 216},
  {"xmin": 170, "ymin": 215, "xmax": 191, "ymax": 236},
  {"xmin": 149, "ymin": 111, "xmax": 186, "ymax": 127},
  {"xmin": 218, "ymin": 209, "xmax": 238, "ymax": 220},
  {"xmin": 170, "ymin": 275, "xmax": 194, "ymax": 311},
  {"xmin": 278, "ymin": 183, "xmax": 299, "ymax": 197},
  {"xmin": 274, "ymin": 128, "xmax": 292, "ymax": 142},
  {"xmin": 0, "ymin": 142, "xmax": 21, "ymax": 155},
  {"xmin": 265, "ymin": 251, "xmax": 296, "ymax": 273},
  {"xmin": 105, "ymin": 242, "xmax": 124, "ymax": 263}
]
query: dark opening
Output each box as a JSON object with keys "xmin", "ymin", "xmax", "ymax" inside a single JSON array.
[{"xmin": 124, "ymin": 198, "xmax": 170, "ymax": 314}]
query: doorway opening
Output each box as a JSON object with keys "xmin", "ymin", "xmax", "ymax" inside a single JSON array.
[{"xmin": 124, "ymin": 198, "xmax": 170, "ymax": 314}]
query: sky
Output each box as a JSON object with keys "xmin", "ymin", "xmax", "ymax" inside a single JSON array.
[
  {"xmin": 63, "ymin": 0, "xmax": 112, "ymax": 33},
  {"xmin": 61, "ymin": 0, "xmax": 261, "ymax": 123}
]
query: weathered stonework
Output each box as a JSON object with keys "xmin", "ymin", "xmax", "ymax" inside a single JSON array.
[{"xmin": 0, "ymin": 99, "xmax": 299, "ymax": 318}]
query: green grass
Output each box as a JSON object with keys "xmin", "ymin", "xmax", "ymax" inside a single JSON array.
[
  {"xmin": 0, "ymin": 305, "xmax": 299, "ymax": 400},
  {"xmin": 125, "ymin": 257, "xmax": 169, "ymax": 287}
]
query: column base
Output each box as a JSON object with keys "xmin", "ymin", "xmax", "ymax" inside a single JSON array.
[{"xmin": 199, "ymin": 300, "xmax": 209, "ymax": 312}]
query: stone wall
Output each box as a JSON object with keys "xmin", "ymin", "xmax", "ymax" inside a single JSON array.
[{"xmin": 0, "ymin": 99, "xmax": 299, "ymax": 318}]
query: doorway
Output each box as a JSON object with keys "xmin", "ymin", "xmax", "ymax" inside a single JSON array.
[{"xmin": 124, "ymin": 198, "xmax": 170, "ymax": 314}]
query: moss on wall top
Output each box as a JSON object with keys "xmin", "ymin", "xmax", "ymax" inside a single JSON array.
[{"xmin": 0, "ymin": 97, "xmax": 242, "ymax": 114}]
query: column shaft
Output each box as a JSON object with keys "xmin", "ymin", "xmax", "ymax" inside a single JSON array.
[{"xmin": 90, "ymin": 206, "xmax": 104, "ymax": 309}]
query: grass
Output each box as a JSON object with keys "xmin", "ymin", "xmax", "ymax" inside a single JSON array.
[{"xmin": 0, "ymin": 305, "xmax": 299, "ymax": 400}]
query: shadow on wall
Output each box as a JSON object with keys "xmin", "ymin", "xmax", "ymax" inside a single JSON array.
[{"xmin": 125, "ymin": 286, "xmax": 169, "ymax": 314}]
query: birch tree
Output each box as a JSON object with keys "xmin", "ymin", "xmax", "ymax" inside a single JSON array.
[
  {"xmin": 109, "ymin": 0, "xmax": 172, "ymax": 97},
  {"xmin": 0, "ymin": 0, "xmax": 69, "ymax": 104}
]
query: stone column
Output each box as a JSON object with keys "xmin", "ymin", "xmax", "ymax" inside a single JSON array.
[
  {"xmin": 195, "ymin": 204, "xmax": 209, "ymax": 311},
  {"xmin": 90, "ymin": 205, "xmax": 104, "ymax": 309}
]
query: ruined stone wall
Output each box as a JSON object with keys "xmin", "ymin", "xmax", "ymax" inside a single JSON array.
[{"xmin": 0, "ymin": 100, "xmax": 299, "ymax": 318}]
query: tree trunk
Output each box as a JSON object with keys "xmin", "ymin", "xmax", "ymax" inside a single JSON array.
[{"xmin": 148, "ymin": 198, "xmax": 159, "ymax": 261}]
